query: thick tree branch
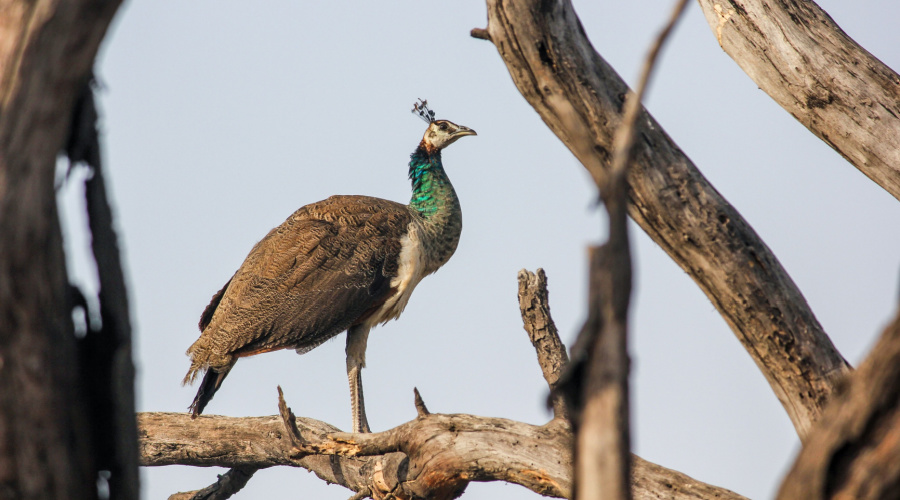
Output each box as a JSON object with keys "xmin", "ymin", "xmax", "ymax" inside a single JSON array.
[
  {"xmin": 696, "ymin": 0, "xmax": 900, "ymax": 201},
  {"xmin": 139, "ymin": 407, "xmax": 747, "ymax": 500},
  {"xmin": 476, "ymin": 0, "xmax": 849, "ymax": 440},
  {"xmin": 777, "ymin": 307, "xmax": 900, "ymax": 499}
]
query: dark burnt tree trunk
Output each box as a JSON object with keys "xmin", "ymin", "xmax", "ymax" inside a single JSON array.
[{"xmin": 0, "ymin": 1, "xmax": 133, "ymax": 499}]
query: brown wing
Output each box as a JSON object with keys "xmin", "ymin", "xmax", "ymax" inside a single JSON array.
[
  {"xmin": 199, "ymin": 277, "xmax": 232, "ymax": 331},
  {"xmin": 197, "ymin": 195, "xmax": 412, "ymax": 359}
]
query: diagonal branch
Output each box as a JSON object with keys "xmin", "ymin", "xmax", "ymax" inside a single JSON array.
[
  {"xmin": 696, "ymin": 0, "xmax": 900, "ymax": 201},
  {"xmin": 475, "ymin": 0, "xmax": 850, "ymax": 441}
]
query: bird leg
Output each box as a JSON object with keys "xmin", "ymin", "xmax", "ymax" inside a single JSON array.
[{"xmin": 346, "ymin": 325, "xmax": 371, "ymax": 433}]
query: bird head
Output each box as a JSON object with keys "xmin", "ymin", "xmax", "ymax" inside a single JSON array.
[
  {"xmin": 412, "ymin": 99, "xmax": 476, "ymax": 153},
  {"xmin": 422, "ymin": 119, "xmax": 477, "ymax": 151}
]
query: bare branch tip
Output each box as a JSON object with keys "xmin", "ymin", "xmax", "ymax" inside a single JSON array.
[
  {"xmin": 276, "ymin": 386, "xmax": 305, "ymax": 448},
  {"xmin": 470, "ymin": 28, "xmax": 492, "ymax": 42},
  {"xmin": 413, "ymin": 387, "xmax": 430, "ymax": 417},
  {"xmin": 277, "ymin": 386, "xmax": 289, "ymax": 416}
]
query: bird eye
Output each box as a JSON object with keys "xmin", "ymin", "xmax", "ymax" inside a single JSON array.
[{"xmin": 439, "ymin": 123, "xmax": 448, "ymax": 131}]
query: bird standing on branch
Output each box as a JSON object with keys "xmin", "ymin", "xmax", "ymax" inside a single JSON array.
[{"xmin": 183, "ymin": 100, "xmax": 476, "ymax": 432}]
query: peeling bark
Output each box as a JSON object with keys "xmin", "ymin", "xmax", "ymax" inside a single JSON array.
[{"xmin": 696, "ymin": 0, "xmax": 900, "ymax": 201}]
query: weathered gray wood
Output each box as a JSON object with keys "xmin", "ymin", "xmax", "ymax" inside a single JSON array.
[
  {"xmin": 0, "ymin": 1, "xmax": 123, "ymax": 498},
  {"xmin": 477, "ymin": 0, "xmax": 849, "ymax": 441},
  {"xmin": 777, "ymin": 308, "xmax": 900, "ymax": 499},
  {"xmin": 138, "ymin": 409, "xmax": 748, "ymax": 500},
  {"xmin": 697, "ymin": 0, "xmax": 900, "ymax": 201}
]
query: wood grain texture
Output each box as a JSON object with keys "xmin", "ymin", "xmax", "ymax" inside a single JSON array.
[
  {"xmin": 0, "ymin": 0, "xmax": 123, "ymax": 498},
  {"xmin": 478, "ymin": 0, "xmax": 849, "ymax": 441},
  {"xmin": 697, "ymin": 0, "xmax": 900, "ymax": 201}
]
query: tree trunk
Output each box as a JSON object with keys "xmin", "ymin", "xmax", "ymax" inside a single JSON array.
[{"xmin": 0, "ymin": 1, "xmax": 126, "ymax": 498}]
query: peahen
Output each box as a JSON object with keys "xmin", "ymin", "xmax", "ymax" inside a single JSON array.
[{"xmin": 183, "ymin": 100, "xmax": 475, "ymax": 432}]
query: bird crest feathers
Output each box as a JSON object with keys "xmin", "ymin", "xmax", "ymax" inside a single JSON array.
[{"xmin": 412, "ymin": 98, "xmax": 436, "ymax": 124}]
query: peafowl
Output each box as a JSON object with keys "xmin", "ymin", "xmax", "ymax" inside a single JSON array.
[{"xmin": 182, "ymin": 100, "xmax": 475, "ymax": 433}]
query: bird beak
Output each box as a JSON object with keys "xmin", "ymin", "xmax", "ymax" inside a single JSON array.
[{"xmin": 453, "ymin": 125, "xmax": 477, "ymax": 138}]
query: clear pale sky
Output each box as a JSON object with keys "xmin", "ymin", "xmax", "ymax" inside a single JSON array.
[{"xmin": 59, "ymin": 1, "xmax": 900, "ymax": 498}]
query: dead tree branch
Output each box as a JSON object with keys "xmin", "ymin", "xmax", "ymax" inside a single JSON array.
[
  {"xmin": 696, "ymin": 0, "xmax": 900, "ymax": 201},
  {"xmin": 517, "ymin": 268, "xmax": 569, "ymax": 419},
  {"xmin": 139, "ymin": 406, "xmax": 747, "ymax": 500},
  {"xmin": 475, "ymin": 0, "xmax": 849, "ymax": 441},
  {"xmin": 777, "ymin": 306, "xmax": 900, "ymax": 499}
]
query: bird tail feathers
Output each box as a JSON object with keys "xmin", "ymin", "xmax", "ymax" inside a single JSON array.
[
  {"xmin": 187, "ymin": 366, "xmax": 232, "ymax": 418},
  {"xmin": 183, "ymin": 340, "xmax": 234, "ymax": 418}
]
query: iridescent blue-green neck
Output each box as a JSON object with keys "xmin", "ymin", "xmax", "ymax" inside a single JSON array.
[
  {"xmin": 407, "ymin": 141, "xmax": 463, "ymax": 273},
  {"xmin": 408, "ymin": 144, "xmax": 455, "ymax": 218}
]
